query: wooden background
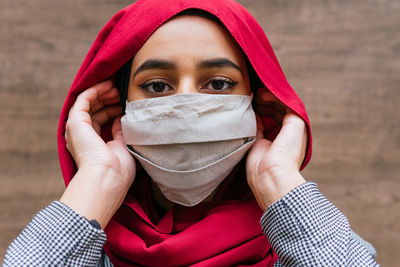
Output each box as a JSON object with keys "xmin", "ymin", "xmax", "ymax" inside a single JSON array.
[{"xmin": 1, "ymin": 0, "xmax": 399, "ymax": 265}]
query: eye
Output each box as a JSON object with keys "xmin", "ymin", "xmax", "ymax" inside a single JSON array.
[
  {"xmin": 139, "ymin": 79, "xmax": 173, "ymax": 94},
  {"xmin": 203, "ymin": 78, "xmax": 238, "ymax": 91}
]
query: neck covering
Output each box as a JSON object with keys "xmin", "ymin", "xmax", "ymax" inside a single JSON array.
[{"xmin": 57, "ymin": 0, "xmax": 313, "ymax": 266}]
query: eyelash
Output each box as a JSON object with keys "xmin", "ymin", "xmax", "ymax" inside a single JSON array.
[
  {"xmin": 138, "ymin": 77, "xmax": 238, "ymax": 94},
  {"xmin": 139, "ymin": 79, "xmax": 173, "ymax": 94}
]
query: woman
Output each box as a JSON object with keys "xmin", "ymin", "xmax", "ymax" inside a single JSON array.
[{"xmin": 4, "ymin": 0, "xmax": 378, "ymax": 266}]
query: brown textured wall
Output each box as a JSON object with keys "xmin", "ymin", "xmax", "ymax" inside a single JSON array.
[{"xmin": 1, "ymin": 0, "xmax": 399, "ymax": 265}]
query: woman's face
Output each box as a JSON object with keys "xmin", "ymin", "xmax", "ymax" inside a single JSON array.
[{"xmin": 127, "ymin": 14, "xmax": 251, "ymax": 101}]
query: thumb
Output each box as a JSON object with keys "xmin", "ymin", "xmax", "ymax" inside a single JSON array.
[
  {"xmin": 109, "ymin": 116, "xmax": 131, "ymax": 158},
  {"xmin": 246, "ymin": 138, "xmax": 272, "ymax": 176},
  {"xmin": 109, "ymin": 116, "xmax": 130, "ymax": 160},
  {"xmin": 108, "ymin": 116, "xmax": 136, "ymax": 179}
]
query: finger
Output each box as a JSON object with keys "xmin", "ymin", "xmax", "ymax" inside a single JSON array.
[
  {"xmin": 111, "ymin": 116, "xmax": 124, "ymax": 142},
  {"xmin": 89, "ymin": 87, "xmax": 120, "ymax": 115},
  {"xmin": 91, "ymin": 93, "xmax": 121, "ymax": 113},
  {"xmin": 281, "ymin": 110, "xmax": 303, "ymax": 127},
  {"xmin": 72, "ymin": 80, "xmax": 115, "ymax": 116},
  {"xmin": 274, "ymin": 112, "xmax": 307, "ymax": 167},
  {"xmin": 100, "ymin": 85, "xmax": 119, "ymax": 98},
  {"xmin": 91, "ymin": 105, "xmax": 123, "ymax": 134},
  {"xmin": 85, "ymin": 80, "xmax": 114, "ymax": 105},
  {"xmin": 103, "ymin": 95, "xmax": 121, "ymax": 106},
  {"xmin": 283, "ymin": 112, "xmax": 308, "ymax": 166}
]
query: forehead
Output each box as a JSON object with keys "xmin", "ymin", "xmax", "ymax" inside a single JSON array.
[{"xmin": 132, "ymin": 15, "xmax": 245, "ymax": 65}]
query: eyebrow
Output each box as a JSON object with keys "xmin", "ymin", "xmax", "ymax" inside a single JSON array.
[
  {"xmin": 133, "ymin": 59, "xmax": 177, "ymax": 78},
  {"xmin": 133, "ymin": 57, "xmax": 242, "ymax": 78},
  {"xmin": 197, "ymin": 58, "xmax": 242, "ymax": 73}
]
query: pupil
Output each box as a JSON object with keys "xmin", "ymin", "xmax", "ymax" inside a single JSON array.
[
  {"xmin": 153, "ymin": 82, "xmax": 165, "ymax": 92},
  {"xmin": 212, "ymin": 80, "xmax": 225, "ymax": 90}
]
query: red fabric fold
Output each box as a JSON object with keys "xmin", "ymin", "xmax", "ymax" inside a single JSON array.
[{"xmin": 57, "ymin": 0, "xmax": 313, "ymax": 265}]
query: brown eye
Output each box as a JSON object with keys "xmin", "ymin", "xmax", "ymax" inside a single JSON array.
[
  {"xmin": 152, "ymin": 82, "xmax": 167, "ymax": 92},
  {"xmin": 139, "ymin": 79, "xmax": 173, "ymax": 93},
  {"xmin": 211, "ymin": 80, "xmax": 225, "ymax": 90},
  {"xmin": 203, "ymin": 78, "xmax": 238, "ymax": 91}
]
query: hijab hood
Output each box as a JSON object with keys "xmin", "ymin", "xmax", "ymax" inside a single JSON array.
[{"xmin": 57, "ymin": 0, "xmax": 312, "ymax": 266}]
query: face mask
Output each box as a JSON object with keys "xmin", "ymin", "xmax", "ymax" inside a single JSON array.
[{"xmin": 121, "ymin": 93, "xmax": 257, "ymax": 206}]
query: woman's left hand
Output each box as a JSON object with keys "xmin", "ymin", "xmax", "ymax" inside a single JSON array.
[{"xmin": 246, "ymin": 88, "xmax": 308, "ymax": 211}]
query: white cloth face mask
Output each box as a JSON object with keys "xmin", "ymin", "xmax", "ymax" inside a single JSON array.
[{"xmin": 121, "ymin": 93, "xmax": 257, "ymax": 207}]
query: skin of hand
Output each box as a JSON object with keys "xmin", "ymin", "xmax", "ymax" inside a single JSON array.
[
  {"xmin": 59, "ymin": 78, "xmax": 306, "ymax": 226},
  {"xmin": 59, "ymin": 80, "xmax": 136, "ymax": 229},
  {"xmin": 246, "ymin": 88, "xmax": 308, "ymax": 211}
]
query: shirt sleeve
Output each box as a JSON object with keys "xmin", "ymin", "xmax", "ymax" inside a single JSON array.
[
  {"xmin": 3, "ymin": 201, "xmax": 107, "ymax": 267},
  {"xmin": 261, "ymin": 182, "xmax": 379, "ymax": 267}
]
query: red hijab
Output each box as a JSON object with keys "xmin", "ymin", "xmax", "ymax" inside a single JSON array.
[{"xmin": 57, "ymin": 0, "xmax": 312, "ymax": 266}]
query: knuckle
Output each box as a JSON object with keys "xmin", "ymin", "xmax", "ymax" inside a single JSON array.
[{"xmin": 65, "ymin": 120, "xmax": 71, "ymax": 133}]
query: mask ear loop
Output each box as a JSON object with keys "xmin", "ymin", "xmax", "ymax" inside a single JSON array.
[{"xmin": 116, "ymin": 57, "xmax": 133, "ymax": 113}]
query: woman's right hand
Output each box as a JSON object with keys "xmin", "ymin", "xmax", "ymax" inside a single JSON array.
[{"xmin": 60, "ymin": 80, "xmax": 136, "ymax": 229}]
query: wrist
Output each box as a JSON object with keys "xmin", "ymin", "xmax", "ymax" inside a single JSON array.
[
  {"xmin": 59, "ymin": 167, "xmax": 128, "ymax": 229},
  {"xmin": 251, "ymin": 168, "xmax": 306, "ymax": 211}
]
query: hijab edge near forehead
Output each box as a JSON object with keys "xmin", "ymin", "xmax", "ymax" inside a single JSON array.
[{"xmin": 70, "ymin": 2, "xmax": 290, "ymax": 96}]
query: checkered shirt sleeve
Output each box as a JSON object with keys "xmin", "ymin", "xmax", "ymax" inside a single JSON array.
[
  {"xmin": 263, "ymin": 182, "xmax": 379, "ymax": 267},
  {"xmin": 3, "ymin": 183, "xmax": 379, "ymax": 266},
  {"xmin": 3, "ymin": 201, "xmax": 107, "ymax": 266}
]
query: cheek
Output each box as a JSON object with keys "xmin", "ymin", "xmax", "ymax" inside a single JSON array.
[
  {"xmin": 233, "ymin": 81, "xmax": 251, "ymax": 95},
  {"xmin": 127, "ymin": 85, "xmax": 146, "ymax": 101}
]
